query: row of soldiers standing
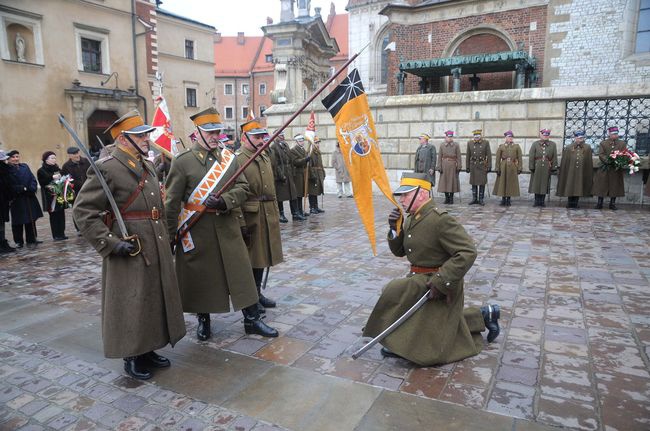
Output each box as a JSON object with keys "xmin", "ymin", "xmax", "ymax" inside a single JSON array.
[{"xmin": 414, "ymin": 127, "xmax": 631, "ymax": 209}]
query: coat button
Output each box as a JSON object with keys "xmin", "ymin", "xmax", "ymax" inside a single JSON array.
[
  {"xmin": 144, "ymin": 180, "xmax": 148, "ymax": 183},
  {"xmin": 151, "ymin": 192, "xmax": 155, "ymax": 195},
  {"xmin": 408, "ymin": 248, "xmax": 412, "ymax": 252},
  {"xmin": 408, "ymin": 234, "xmax": 411, "ymax": 238},
  {"xmin": 158, "ymin": 235, "xmax": 162, "ymax": 239},
  {"xmin": 108, "ymin": 233, "xmax": 113, "ymax": 237}
]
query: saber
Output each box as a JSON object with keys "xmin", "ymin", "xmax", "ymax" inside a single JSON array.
[
  {"xmin": 261, "ymin": 267, "xmax": 270, "ymax": 291},
  {"xmin": 352, "ymin": 291, "xmax": 429, "ymax": 359},
  {"xmin": 96, "ymin": 135, "xmax": 106, "ymax": 150},
  {"xmin": 58, "ymin": 114, "xmax": 141, "ymax": 255}
]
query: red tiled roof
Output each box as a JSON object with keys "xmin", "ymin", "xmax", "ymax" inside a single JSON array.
[
  {"xmin": 327, "ymin": 13, "xmax": 348, "ymax": 62},
  {"xmin": 252, "ymin": 37, "xmax": 274, "ymax": 73},
  {"xmin": 214, "ymin": 36, "xmax": 264, "ymax": 77}
]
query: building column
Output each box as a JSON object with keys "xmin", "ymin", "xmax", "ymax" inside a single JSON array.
[
  {"xmin": 397, "ymin": 71, "xmax": 406, "ymax": 95},
  {"xmin": 515, "ymin": 63, "xmax": 526, "ymax": 89},
  {"xmin": 71, "ymin": 95, "xmax": 86, "ymax": 144},
  {"xmin": 469, "ymin": 74, "xmax": 480, "ymax": 91},
  {"xmin": 451, "ymin": 67, "xmax": 461, "ymax": 93}
]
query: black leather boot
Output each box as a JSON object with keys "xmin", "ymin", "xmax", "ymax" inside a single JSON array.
[
  {"xmin": 380, "ymin": 346, "xmax": 404, "ymax": 359},
  {"xmin": 499, "ymin": 197, "xmax": 506, "ymax": 206},
  {"xmin": 278, "ymin": 210, "xmax": 288, "ymax": 223},
  {"xmin": 142, "ymin": 351, "xmax": 170, "ymax": 368},
  {"xmin": 444, "ymin": 193, "xmax": 450, "ymax": 204},
  {"xmin": 480, "ymin": 304, "xmax": 501, "ymax": 343},
  {"xmin": 506, "ymin": 197, "xmax": 511, "ymax": 206},
  {"xmin": 299, "ymin": 199, "xmax": 309, "ymax": 217},
  {"xmin": 609, "ymin": 198, "xmax": 617, "ymax": 210},
  {"xmin": 258, "ymin": 285, "xmax": 276, "ymax": 309},
  {"xmin": 291, "ymin": 200, "xmax": 306, "ymax": 221},
  {"xmin": 540, "ymin": 194, "xmax": 546, "ymax": 207},
  {"xmin": 574, "ymin": 197, "xmax": 580, "ymax": 209},
  {"xmin": 449, "ymin": 193, "xmax": 454, "ymax": 204},
  {"xmin": 533, "ymin": 194, "xmax": 540, "ymax": 207},
  {"xmin": 0, "ymin": 239, "xmax": 16, "ymax": 254},
  {"xmin": 469, "ymin": 186, "xmax": 478, "ymax": 205},
  {"xmin": 243, "ymin": 305, "xmax": 278, "ymax": 337},
  {"xmin": 596, "ymin": 197, "xmax": 603, "ymax": 209},
  {"xmin": 566, "ymin": 197, "xmax": 573, "ymax": 208},
  {"xmin": 123, "ymin": 356, "xmax": 152, "ymax": 380},
  {"xmin": 478, "ymin": 186, "xmax": 485, "ymax": 206},
  {"xmin": 196, "ymin": 313, "xmax": 211, "ymax": 341}
]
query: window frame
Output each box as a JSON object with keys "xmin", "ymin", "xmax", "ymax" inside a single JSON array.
[
  {"xmin": 636, "ymin": 0, "xmax": 650, "ymax": 53},
  {"xmin": 241, "ymin": 106, "xmax": 249, "ymax": 119},
  {"xmin": 185, "ymin": 87, "xmax": 197, "ymax": 108},
  {"xmin": 74, "ymin": 25, "xmax": 110, "ymax": 74},
  {"xmin": 224, "ymin": 106, "xmax": 234, "ymax": 120},
  {"xmin": 224, "ymin": 83, "xmax": 233, "ymax": 95},
  {"xmin": 259, "ymin": 82, "xmax": 267, "ymax": 95},
  {"xmin": 241, "ymin": 83, "xmax": 250, "ymax": 95},
  {"xmin": 184, "ymin": 38, "xmax": 195, "ymax": 60}
]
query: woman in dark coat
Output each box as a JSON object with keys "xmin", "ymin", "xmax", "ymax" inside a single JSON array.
[
  {"xmin": 36, "ymin": 151, "xmax": 68, "ymax": 240},
  {"xmin": 6, "ymin": 150, "xmax": 43, "ymax": 247}
]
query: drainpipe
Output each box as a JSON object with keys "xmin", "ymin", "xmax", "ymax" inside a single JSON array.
[{"xmin": 131, "ymin": 0, "xmax": 148, "ymax": 122}]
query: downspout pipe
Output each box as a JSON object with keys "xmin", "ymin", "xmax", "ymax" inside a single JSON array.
[{"xmin": 131, "ymin": 0, "xmax": 148, "ymax": 122}]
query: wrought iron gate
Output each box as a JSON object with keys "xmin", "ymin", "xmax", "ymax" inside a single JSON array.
[{"xmin": 563, "ymin": 97, "xmax": 650, "ymax": 155}]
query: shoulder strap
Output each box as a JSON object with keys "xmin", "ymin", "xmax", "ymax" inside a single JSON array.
[{"xmin": 120, "ymin": 168, "xmax": 148, "ymax": 213}]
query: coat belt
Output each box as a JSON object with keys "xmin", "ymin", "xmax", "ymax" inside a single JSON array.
[
  {"xmin": 442, "ymin": 157, "xmax": 457, "ymax": 160},
  {"xmin": 410, "ymin": 265, "xmax": 440, "ymax": 274},
  {"xmin": 122, "ymin": 208, "xmax": 162, "ymax": 220},
  {"xmin": 183, "ymin": 202, "xmax": 217, "ymax": 213}
]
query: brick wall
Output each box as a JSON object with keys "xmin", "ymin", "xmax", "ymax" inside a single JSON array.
[{"xmin": 387, "ymin": 6, "xmax": 548, "ymax": 95}]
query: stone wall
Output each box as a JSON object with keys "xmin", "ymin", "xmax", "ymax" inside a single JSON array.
[
  {"xmin": 545, "ymin": 0, "xmax": 650, "ymax": 87},
  {"xmin": 264, "ymin": 82, "xmax": 649, "ymax": 204}
]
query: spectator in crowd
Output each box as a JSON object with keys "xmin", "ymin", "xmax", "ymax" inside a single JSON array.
[
  {"xmin": 0, "ymin": 150, "xmax": 16, "ymax": 253},
  {"xmin": 37, "ymin": 151, "xmax": 69, "ymax": 241},
  {"xmin": 6, "ymin": 150, "xmax": 43, "ymax": 247}
]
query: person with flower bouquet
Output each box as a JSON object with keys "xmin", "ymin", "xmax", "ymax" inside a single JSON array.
[
  {"xmin": 37, "ymin": 151, "xmax": 73, "ymax": 240},
  {"xmin": 592, "ymin": 127, "xmax": 629, "ymax": 210}
]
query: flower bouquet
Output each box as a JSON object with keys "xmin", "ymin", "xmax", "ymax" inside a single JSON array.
[
  {"xmin": 46, "ymin": 174, "xmax": 75, "ymax": 211},
  {"xmin": 602, "ymin": 148, "xmax": 641, "ymax": 175}
]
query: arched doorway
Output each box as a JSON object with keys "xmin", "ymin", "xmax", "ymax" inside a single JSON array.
[
  {"xmin": 451, "ymin": 33, "xmax": 513, "ymax": 92},
  {"xmin": 87, "ymin": 110, "xmax": 118, "ymax": 157}
]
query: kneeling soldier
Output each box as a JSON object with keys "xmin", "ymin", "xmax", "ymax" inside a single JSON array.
[{"xmin": 363, "ymin": 173, "xmax": 500, "ymax": 366}]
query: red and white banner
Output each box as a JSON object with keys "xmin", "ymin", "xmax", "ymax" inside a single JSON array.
[{"xmin": 150, "ymin": 96, "xmax": 179, "ymax": 158}]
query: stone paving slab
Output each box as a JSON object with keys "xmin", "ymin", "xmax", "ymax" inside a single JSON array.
[{"xmin": 1, "ymin": 196, "xmax": 650, "ymax": 430}]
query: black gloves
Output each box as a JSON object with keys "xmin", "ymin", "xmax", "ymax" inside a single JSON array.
[
  {"xmin": 241, "ymin": 226, "xmax": 252, "ymax": 248},
  {"xmin": 205, "ymin": 194, "xmax": 227, "ymax": 211},
  {"xmin": 426, "ymin": 281, "xmax": 452, "ymax": 304},
  {"xmin": 112, "ymin": 240, "xmax": 135, "ymax": 256},
  {"xmin": 305, "ymin": 156, "xmax": 311, "ymax": 163},
  {"xmin": 388, "ymin": 208, "xmax": 401, "ymax": 231}
]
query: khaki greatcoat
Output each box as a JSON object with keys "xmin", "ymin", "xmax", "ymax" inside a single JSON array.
[
  {"xmin": 493, "ymin": 143, "xmax": 522, "ymax": 197},
  {"xmin": 466, "ymin": 139, "xmax": 492, "ymax": 186},
  {"xmin": 592, "ymin": 138, "xmax": 627, "ymax": 197},
  {"xmin": 237, "ymin": 146, "xmax": 284, "ymax": 268},
  {"xmin": 331, "ymin": 147, "xmax": 351, "ymax": 183},
  {"xmin": 73, "ymin": 148, "xmax": 186, "ymax": 358},
  {"xmin": 363, "ymin": 200, "xmax": 484, "ymax": 366},
  {"xmin": 308, "ymin": 146, "xmax": 325, "ymax": 196},
  {"xmin": 556, "ymin": 142, "xmax": 593, "ymax": 197},
  {"xmin": 291, "ymin": 144, "xmax": 308, "ymax": 197},
  {"xmin": 528, "ymin": 140, "xmax": 558, "ymax": 194},
  {"xmin": 437, "ymin": 141, "xmax": 461, "ymax": 193},
  {"xmin": 164, "ymin": 144, "xmax": 258, "ymax": 313},
  {"xmin": 414, "ymin": 143, "xmax": 437, "ymax": 185},
  {"xmin": 270, "ymin": 140, "xmax": 297, "ymax": 202}
]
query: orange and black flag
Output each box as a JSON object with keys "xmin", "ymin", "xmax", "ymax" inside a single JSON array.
[{"xmin": 322, "ymin": 69, "xmax": 400, "ymax": 255}]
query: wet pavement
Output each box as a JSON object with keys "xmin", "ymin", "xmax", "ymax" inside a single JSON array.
[{"xmin": 1, "ymin": 194, "xmax": 649, "ymax": 430}]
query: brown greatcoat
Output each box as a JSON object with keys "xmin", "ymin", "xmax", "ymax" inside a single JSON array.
[
  {"xmin": 237, "ymin": 145, "xmax": 284, "ymax": 268},
  {"xmin": 592, "ymin": 138, "xmax": 627, "ymax": 197},
  {"xmin": 363, "ymin": 200, "xmax": 484, "ymax": 366},
  {"xmin": 164, "ymin": 144, "xmax": 258, "ymax": 313},
  {"xmin": 528, "ymin": 140, "xmax": 558, "ymax": 194},
  {"xmin": 493, "ymin": 143, "xmax": 522, "ymax": 197},
  {"xmin": 308, "ymin": 146, "xmax": 325, "ymax": 196},
  {"xmin": 414, "ymin": 143, "xmax": 437, "ymax": 185},
  {"xmin": 556, "ymin": 141, "xmax": 593, "ymax": 197},
  {"xmin": 291, "ymin": 144, "xmax": 308, "ymax": 197},
  {"xmin": 73, "ymin": 147, "xmax": 186, "ymax": 358},
  {"xmin": 331, "ymin": 147, "xmax": 351, "ymax": 183},
  {"xmin": 270, "ymin": 140, "xmax": 297, "ymax": 202},
  {"xmin": 466, "ymin": 139, "xmax": 492, "ymax": 186},
  {"xmin": 437, "ymin": 141, "xmax": 461, "ymax": 193}
]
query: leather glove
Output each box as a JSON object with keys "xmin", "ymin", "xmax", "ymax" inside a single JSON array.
[
  {"xmin": 518, "ymin": 170, "xmax": 522, "ymax": 175},
  {"xmin": 496, "ymin": 172, "xmax": 501, "ymax": 176},
  {"xmin": 241, "ymin": 226, "xmax": 252, "ymax": 248},
  {"xmin": 305, "ymin": 156, "xmax": 311, "ymax": 163},
  {"xmin": 205, "ymin": 194, "xmax": 227, "ymax": 211},
  {"xmin": 425, "ymin": 281, "xmax": 446, "ymax": 301},
  {"xmin": 112, "ymin": 240, "xmax": 135, "ymax": 256},
  {"xmin": 530, "ymin": 169, "xmax": 535, "ymax": 173},
  {"xmin": 388, "ymin": 208, "xmax": 401, "ymax": 231}
]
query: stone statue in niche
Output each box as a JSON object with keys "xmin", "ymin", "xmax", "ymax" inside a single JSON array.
[{"xmin": 15, "ymin": 32, "xmax": 26, "ymax": 62}]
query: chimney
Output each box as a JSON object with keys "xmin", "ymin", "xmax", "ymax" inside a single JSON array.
[
  {"xmin": 314, "ymin": 7, "xmax": 321, "ymax": 16},
  {"xmin": 215, "ymin": 32, "xmax": 222, "ymax": 43},
  {"xmin": 237, "ymin": 32, "xmax": 245, "ymax": 45},
  {"xmin": 266, "ymin": 16, "xmax": 273, "ymax": 25}
]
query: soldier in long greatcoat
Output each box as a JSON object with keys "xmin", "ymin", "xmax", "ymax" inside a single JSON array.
[
  {"xmin": 556, "ymin": 131, "xmax": 593, "ymax": 209},
  {"xmin": 493, "ymin": 131, "xmax": 522, "ymax": 206},
  {"xmin": 237, "ymin": 119, "xmax": 284, "ymax": 332},
  {"xmin": 73, "ymin": 111, "xmax": 186, "ymax": 380},
  {"xmin": 307, "ymin": 136, "xmax": 326, "ymax": 214},
  {"xmin": 270, "ymin": 132, "xmax": 298, "ymax": 223},
  {"xmin": 165, "ymin": 108, "xmax": 276, "ymax": 341},
  {"xmin": 466, "ymin": 129, "xmax": 492, "ymax": 206},
  {"xmin": 363, "ymin": 173, "xmax": 500, "ymax": 366},
  {"xmin": 592, "ymin": 126, "xmax": 627, "ymax": 210},
  {"xmin": 414, "ymin": 133, "xmax": 436, "ymax": 186},
  {"xmin": 290, "ymin": 134, "xmax": 310, "ymax": 219},
  {"xmin": 528, "ymin": 129, "xmax": 558, "ymax": 207},
  {"xmin": 437, "ymin": 131, "xmax": 461, "ymax": 204}
]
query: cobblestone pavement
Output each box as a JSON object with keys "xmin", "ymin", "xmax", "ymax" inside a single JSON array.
[{"xmin": 1, "ymin": 195, "xmax": 649, "ymax": 430}]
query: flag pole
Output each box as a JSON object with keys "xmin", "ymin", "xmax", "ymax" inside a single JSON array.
[{"xmin": 176, "ymin": 44, "xmax": 369, "ymax": 242}]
